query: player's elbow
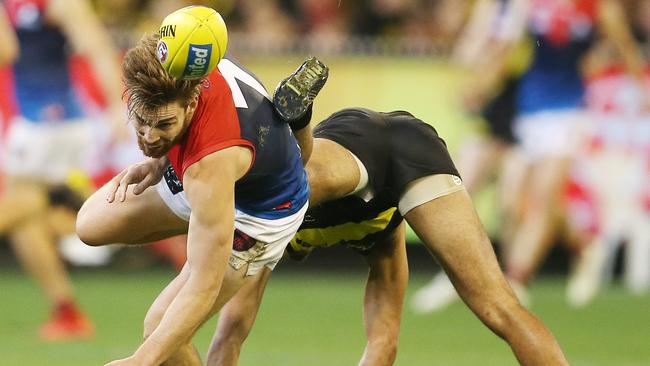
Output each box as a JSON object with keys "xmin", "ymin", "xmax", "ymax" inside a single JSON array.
[{"xmin": 477, "ymin": 296, "xmax": 527, "ymax": 341}]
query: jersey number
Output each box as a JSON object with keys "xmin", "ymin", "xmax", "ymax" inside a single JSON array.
[{"xmin": 218, "ymin": 59, "xmax": 270, "ymax": 109}]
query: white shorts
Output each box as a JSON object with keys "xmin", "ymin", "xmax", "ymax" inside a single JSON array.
[
  {"xmin": 155, "ymin": 178, "xmax": 308, "ymax": 276},
  {"xmin": 513, "ymin": 109, "xmax": 588, "ymax": 160},
  {"xmin": 1, "ymin": 117, "xmax": 92, "ymax": 183}
]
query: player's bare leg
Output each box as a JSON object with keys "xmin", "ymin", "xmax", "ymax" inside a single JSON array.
[
  {"xmin": 411, "ymin": 138, "xmax": 517, "ymax": 314},
  {"xmin": 11, "ymin": 214, "xmax": 74, "ymax": 309},
  {"xmin": 359, "ymin": 222, "xmax": 408, "ymax": 366},
  {"xmin": 497, "ymin": 147, "xmax": 531, "ymax": 252},
  {"xmin": 306, "ymin": 138, "xmax": 360, "ymax": 206},
  {"xmin": 626, "ymin": 216, "xmax": 650, "ymax": 294},
  {"xmin": 505, "ymin": 157, "xmax": 569, "ymax": 286},
  {"xmin": 206, "ymin": 268, "xmax": 272, "ymax": 366},
  {"xmin": 0, "ymin": 179, "xmax": 48, "ymax": 233},
  {"xmin": 404, "ymin": 189, "xmax": 568, "ymax": 366},
  {"xmin": 2, "ymin": 178, "xmax": 92, "ymax": 340},
  {"xmin": 455, "ymin": 135, "xmax": 509, "ymax": 193},
  {"xmin": 77, "ymin": 182, "xmax": 188, "ymax": 246}
]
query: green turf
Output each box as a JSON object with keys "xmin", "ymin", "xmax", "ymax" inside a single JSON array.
[{"xmin": 0, "ymin": 268, "xmax": 648, "ymax": 365}]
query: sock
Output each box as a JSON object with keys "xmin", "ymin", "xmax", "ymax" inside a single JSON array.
[
  {"xmin": 288, "ymin": 105, "xmax": 313, "ymax": 131},
  {"xmin": 55, "ymin": 300, "xmax": 81, "ymax": 321}
]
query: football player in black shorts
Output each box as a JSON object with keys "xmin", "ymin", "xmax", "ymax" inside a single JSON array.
[{"xmin": 205, "ymin": 98, "xmax": 568, "ymax": 364}]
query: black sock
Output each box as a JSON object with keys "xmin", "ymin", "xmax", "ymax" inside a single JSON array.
[{"xmin": 287, "ymin": 105, "xmax": 313, "ymax": 131}]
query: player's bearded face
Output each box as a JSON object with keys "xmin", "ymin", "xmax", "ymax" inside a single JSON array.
[{"xmin": 132, "ymin": 102, "xmax": 193, "ymax": 158}]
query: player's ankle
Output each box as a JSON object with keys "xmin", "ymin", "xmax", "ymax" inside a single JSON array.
[{"xmin": 287, "ymin": 105, "xmax": 313, "ymax": 131}]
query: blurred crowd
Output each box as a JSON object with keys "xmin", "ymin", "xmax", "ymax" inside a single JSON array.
[
  {"xmin": 93, "ymin": 0, "xmax": 470, "ymax": 55},
  {"xmin": 0, "ymin": 0, "xmax": 649, "ymax": 341}
]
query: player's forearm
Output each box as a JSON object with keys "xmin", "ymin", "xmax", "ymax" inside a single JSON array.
[
  {"xmin": 359, "ymin": 271, "xmax": 404, "ymax": 365},
  {"xmin": 134, "ymin": 262, "xmax": 228, "ymax": 365}
]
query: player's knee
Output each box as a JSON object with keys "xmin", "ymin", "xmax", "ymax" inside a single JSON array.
[
  {"xmin": 76, "ymin": 207, "xmax": 99, "ymax": 246},
  {"xmin": 76, "ymin": 197, "xmax": 124, "ymax": 246},
  {"xmin": 76, "ymin": 208, "xmax": 108, "ymax": 246}
]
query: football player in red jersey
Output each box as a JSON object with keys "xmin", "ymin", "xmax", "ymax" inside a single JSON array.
[
  {"xmin": 76, "ymin": 34, "xmax": 313, "ymax": 366},
  {"xmin": 0, "ymin": 0, "xmax": 126, "ymax": 341}
]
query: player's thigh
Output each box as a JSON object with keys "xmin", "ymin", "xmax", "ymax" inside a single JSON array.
[
  {"xmin": 77, "ymin": 183, "xmax": 188, "ymax": 245},
  {"xmin": 528, "ymin": 157, "xmax": 571, "ymax": 202},
  {"xmin": 307, "ymin": 138, "xmax": 360, "ymax": 206},
  {"xmin": 206, "ymin": 264, "xmax": 258, "ymax": 320},
  {"xmin": 404, "ymin": 189, "xmax": 515, "ymax": 307}
]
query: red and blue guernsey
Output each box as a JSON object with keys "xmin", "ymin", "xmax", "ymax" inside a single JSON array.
[
  {"xmin": 3, "ymin": 0, "xmax": 83, "ymax": 122},
  {"xmin": 519, "ymin": 0, "xmax": 597, "ymax": 114},
  {"xmin": 166, "ymin": 55, "xmax": 309, "ymax": 220}
]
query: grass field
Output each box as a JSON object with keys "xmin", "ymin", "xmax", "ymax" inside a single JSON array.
[{"xmin": 1, "ymin": 268, "xmax": 648, "ymax": 366}]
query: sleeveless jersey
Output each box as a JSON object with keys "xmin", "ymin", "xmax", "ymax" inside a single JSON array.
[
  {"xmin": 3, "ymin": 0, "xmax": 83, "ymax": 122},
  {"xmin": 166, "ymin": 55, "xmax": 308, "ymax": 220},
  {"xmin": 519, "ymin": 0, "xmax": 597, "ymax": 114}
]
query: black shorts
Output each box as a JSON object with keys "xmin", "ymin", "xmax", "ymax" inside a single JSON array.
[
  {"xmin": 291, "ymin": 108, "xmax": 459, "ymax": 255},
  {"xmin": 313, "ymin": 108, "xmax": 460, "ymax": 205},
  {"xmin": 480, "ymin": 78, "xmax": 518, "ymax": 143}
]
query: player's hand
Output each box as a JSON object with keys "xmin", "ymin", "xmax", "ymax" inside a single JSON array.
[
  {"xmin": 106, "ymin": 158, "xmax": 167, "ymax": 203},
  {"xmin": 103, "ymin": 355, "xmax": 139, "ymax": 366}
]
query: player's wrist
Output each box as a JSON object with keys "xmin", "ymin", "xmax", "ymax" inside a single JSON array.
[{"xmin": 133, "ymin": 339, "xmax": 165, "ymax": 366}]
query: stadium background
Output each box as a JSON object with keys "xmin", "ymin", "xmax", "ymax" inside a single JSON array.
[{"xmin": 0, "ymin": 0, "xmax": 649, "ymax": 365}]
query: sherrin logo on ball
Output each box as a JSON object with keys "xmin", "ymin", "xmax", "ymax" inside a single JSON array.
[{"xmin": 156, "ymin": 6, "xmax": 228, "ymax": 80}]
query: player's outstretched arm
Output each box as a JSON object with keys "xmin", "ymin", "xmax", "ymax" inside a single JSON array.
[
  {"xmin": 359, "ymin": 223, "xmax": 408, "ymax": 366},
  {"xmin": 404, "ymin": 189, "xmax": 569, "ymax": 366},
  {"xmin": 105, "ymin": 147, "xmax": 252, "ymax": 366}
]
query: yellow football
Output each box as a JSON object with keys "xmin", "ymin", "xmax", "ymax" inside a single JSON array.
[{"xmin": 156, "ymin": 6, "xmax": 228, "ymax": 79}]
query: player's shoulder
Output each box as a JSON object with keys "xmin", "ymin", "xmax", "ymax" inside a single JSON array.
[
  {"xmin": 209, "ymin": 54, "xmax": 271, "ymax": 113},
  {"xmin": 200, "ymin": 68, "xmax": 232, "ymax": 97}
]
